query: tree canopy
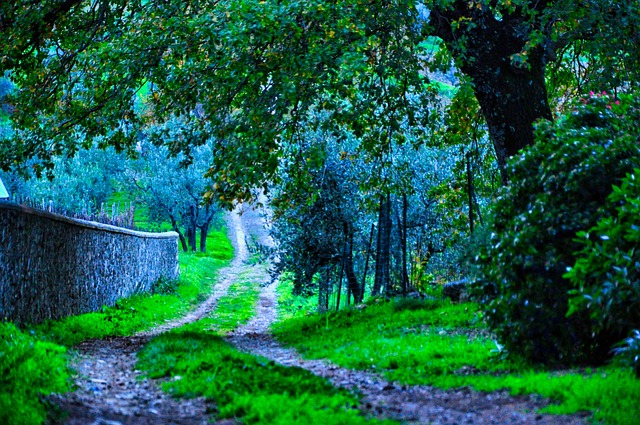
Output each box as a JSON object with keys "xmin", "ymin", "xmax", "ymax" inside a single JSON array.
[{"xmin": 1, "ymin": 0, "xmax": 639, "ymax": 193}]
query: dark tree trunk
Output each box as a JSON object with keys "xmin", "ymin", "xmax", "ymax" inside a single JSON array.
[
  {"xmin": 199, "ymin": 220, "xmax": 209, "ymax": 253},
  {"xmin": 431, "ymin": 2, "xmax": 553, "ymax": 183},
  {"xmin": 373, "ymin": 193, "xmax": 392, "ymax": 296},
  {"xmin": 169, "ymin": 214, "xmax": 188, "ymax": 252},
  {"xmin": 401, "ymin": 194, "xmax": 408, "ymax": 296},
  {"xmin": 360, "ymin": 222, "xmax": 375, "ymax": 301},
  {"xmin": 335, "ymin": 236, "xmax": 346, "ymax": 312},
  {"xmin": 197, "ymin": 205, "xmax": 217, "ymax": 253},
  {"xmin": 343, "ymin": 222, "xmax": 362, "ymax": 304},
  {"xmin": 187, "ymin": 205, "xmax": 197, "ymax": 251},
  {"xmin": 318, "ymin": 266, "xmax": 331, "ymax": 312}
]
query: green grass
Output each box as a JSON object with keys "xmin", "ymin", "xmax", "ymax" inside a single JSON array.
[
  {"xmin": 273, "ymin": 296, "xmax": 640, "ymax": 425},
  {"xmin": 205, "ymin": 266, "xmax": 263, "ymax": 335},
  {"xmin": 0, "ymin": 322, "xmax": 70, "ymax": 425},
  {"xmin": 136, "ymin": 322, "xmax": 395, "ymax": 424}
]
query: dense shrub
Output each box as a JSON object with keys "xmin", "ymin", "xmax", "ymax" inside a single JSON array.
[
  {"xmin": 0, "ymin": 322, "xmax": 70, "ymax": 424},
  {"xmin": 565, "ymin": 168, "xmax": 640, "ymax": 374},
  {"xmin": 471, "ymin": 92, "xmax": 640, "ymax": 366}
]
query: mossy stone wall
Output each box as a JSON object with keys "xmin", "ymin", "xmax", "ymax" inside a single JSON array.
[{"xmin": 0, "ymin": 202, "xmax": 179, "ymax": 324}]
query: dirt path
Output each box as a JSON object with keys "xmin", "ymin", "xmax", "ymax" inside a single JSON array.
[
  {"xmin": 227, "ymin": 207, "xmax": 591, "ymax": 425},
  {"xmin": 50, "ymin": 203, "xmax": 591, "ymax": 425},
  {"xmin": 49, "ymin": 206, "xmax": 250, "ymax": 425}
]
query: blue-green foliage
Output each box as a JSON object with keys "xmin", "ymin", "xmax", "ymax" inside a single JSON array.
[
  {"xmin": 0, "ymin": 322, "xmax": 70, "ymax": 425},
  {"xmin": 471, "ymin": 92, "xmax": 640, "ymax": 366}
]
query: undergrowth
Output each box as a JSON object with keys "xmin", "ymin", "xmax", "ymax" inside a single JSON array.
[
  {"xmin": 273, "ymin": 296, "xmax": 640, "ymax": 425},
  {"xmin": 276, "ymin": 272, "xmax": 318, "ymax": 322}
]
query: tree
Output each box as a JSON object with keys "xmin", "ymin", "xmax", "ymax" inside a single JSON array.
[
  {"xmin": 1, "ymin": 0, "xmax": 639, "ymax": 193},
  {"xmin": 125, "ymin": 120, "xmax": 221, "ymax": 252},
  {"xmin": 1, "ymin": 142, "xmax": 126, "ymax": 213}
]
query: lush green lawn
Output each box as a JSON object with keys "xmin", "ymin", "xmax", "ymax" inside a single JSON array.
[{"xmin": 272, "ymin": 294, "xmax": 640, "ymax": 425}]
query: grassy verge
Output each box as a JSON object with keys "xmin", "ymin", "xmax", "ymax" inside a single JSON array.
[
  {"xmin": 272, "ymin": 296, "xmax": 640, "ymax": 425},
  {"xmin": 1, "ymin": 227, "xmax": 232, "ymax": 424},
  {"xmin": 0, "ymin": 323, "xmax": 70, "ymax": 425}
]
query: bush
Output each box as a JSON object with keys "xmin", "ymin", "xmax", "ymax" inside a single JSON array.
[
  {"xmin": 471, "ymin": 92, "xmax": 640, "ymax": 366},
  {"xmin": 0, "ymin": 322, "xmax": 70, "ymax": 425},
  {"xmin": 565, "ymin": 168, "xmax": 640, "ymax": 367},
  {"xmin": 612, "ymin": 330, "xmax": 640, "ymax": 378}
]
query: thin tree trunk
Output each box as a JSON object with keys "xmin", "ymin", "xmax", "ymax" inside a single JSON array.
[
  {"xmin": 344, "ymin": 223, "xmax": 362, "ymax": 304},
  {"xmin": 199, "ymin": 221, "xmax": 209, "ymax": 252},
  {"xmin": 335, "ymin": 238, "xmax": 346, "ymax": 312},
  {"xmin": 382, "ymin": 193, "xmax": 392, "ymax": 295},
  {"xmin": 401, "ymin": 193, "xmax": 408, "ymax": 296},
  {"xmin": 374, "ymin": 193, "xmax": 392, "ymax": 296},
  {"xmin": 360, "ymin": 222, "xmax": 375, "ymax": 302},
  {"xmin": 318, "ymin": 266, "xmax": 330, "ymax": 313},
  {"xmin": 168, "ymin": 214, "xmax": 188, "ymax": 252},
  {"xmin": 186, "ymin": 205, "xmax": 197, "ymax": 251}
]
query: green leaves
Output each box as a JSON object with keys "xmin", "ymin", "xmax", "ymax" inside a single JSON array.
[
  {"xmin": 471, "ymin": 90, "xmax": 640, "ymax": 366},
  {"xmin": 565, "ymin": 167, "xmax": 640, "ymax": 357}
]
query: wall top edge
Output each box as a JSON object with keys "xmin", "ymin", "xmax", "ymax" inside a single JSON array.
[{"xmin": 0, "ymin": 201, "xmax": 178, "ymax": 239}]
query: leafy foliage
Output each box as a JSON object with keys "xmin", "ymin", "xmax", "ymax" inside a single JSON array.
[
  {"xmin": 0, "ymin": 322, "xmax": 70, "ymax": 425},
  {"xmin": 612, "ymin": 330, "xmax": 640, "ymax": 378},
  {"xmin": 471, "ymin": 92, "xmax": 640, "ymax": 366},
  {"xmin": 565, "ymin": 168, "xmax": 640, "ymax": 375}
]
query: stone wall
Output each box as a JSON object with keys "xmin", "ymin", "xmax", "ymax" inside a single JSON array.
[{"xmin": 0, "ymin": 202, "xmax": 179, "ymax": 324}]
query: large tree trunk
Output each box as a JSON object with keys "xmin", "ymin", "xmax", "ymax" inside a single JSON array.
[{"xmin": 431, "ymin": 2, "xmax": 553, "ymax": 183}]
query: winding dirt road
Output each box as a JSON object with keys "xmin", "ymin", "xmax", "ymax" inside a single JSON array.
[{"xmin": 50, "ymin": 204, "xmax": 590, "ymax": 425}]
